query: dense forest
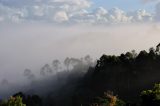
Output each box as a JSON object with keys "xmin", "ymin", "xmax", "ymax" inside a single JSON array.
[{"xmin": 1, "ymin": 44, "xmax": 160, "ymax": 106}]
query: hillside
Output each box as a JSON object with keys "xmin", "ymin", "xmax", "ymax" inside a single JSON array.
[{"xmin": 2, "ymin": 45, "xmax": 160, "ymax": 106}]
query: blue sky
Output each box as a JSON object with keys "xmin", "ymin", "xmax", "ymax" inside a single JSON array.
[{"xmin": 92, "ymin": 0, "xmax": 157, "ymax": 12}]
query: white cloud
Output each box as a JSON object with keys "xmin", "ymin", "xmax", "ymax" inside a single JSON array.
[
  {"xmin": 31, "ymin": 5, "xmax": 45, "ymax": 17},
  {"xmin": 94, "ymin": 7, "xmax": 108, "ymax": 23},
  {"xmin": 95, "ymin": 7, "xmax": 108, "ymax": 15},
  {"xmin": 0, "ymin": 0, "xmax": 158, "ymax": 24},
  {"xmin": 128, "ymin": 9, "xmax": 153, "ymax": 22},
  {"xmin": 0, "ymin": 0, "xmax": 91, "ymax": 22},
  {"xmin": 108, "ymin": 7, "xmax": 132, "ymax": 23},
  {"xmin": 53, "ymin": 0, "xmax": 91, "ymax": 8},
  {"xmin": 54, "ymin": 11, "xmax": 69, "ymax": 22}
]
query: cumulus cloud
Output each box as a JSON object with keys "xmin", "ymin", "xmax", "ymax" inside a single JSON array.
[
  {"xmin": 54, "ymin": 11, "xmax": 69, "ymax": 22},
  {"xmin": 0, "ymin": 0, "xmax": 91, "ymax": 23},
  {"xmin": 108, "ymin": 7, "xmax": 131, "ymax": 23},
  {"xmin": 0, "ymin": 0, "xmax": 158, "ymax": 24},
  {"xmin": 128, "ymin": 9, "xmax": 153, "ymax": 22}
]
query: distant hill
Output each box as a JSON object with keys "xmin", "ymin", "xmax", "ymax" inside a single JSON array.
[{"xmin": 48, "ymin": 44, "xmax": 160, "ymax": 106}]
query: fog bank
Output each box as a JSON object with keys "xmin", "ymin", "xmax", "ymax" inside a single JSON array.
[{"xmin": 0, "ymin": 23, "xmax": 160, "ymax": 83}]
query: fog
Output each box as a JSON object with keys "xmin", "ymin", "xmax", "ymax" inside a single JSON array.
[{"xmin": 0, "ymin": 22, "xmax": 160, "ymax": 98}]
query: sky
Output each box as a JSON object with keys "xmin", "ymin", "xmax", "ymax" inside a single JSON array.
[
  {"xmin": 0, "ymin": 0, "xmax": 160, "ymax": 23},
  {"xmin": 1, "ymin": 0, "xmax": 160, "ymax": 83},
  {"xmin": 92, "ymin": 0, "xmax": 157, "ymax": 12}
]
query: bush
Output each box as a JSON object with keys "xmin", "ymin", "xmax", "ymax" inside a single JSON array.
[
  {"xmin": 0, "ymin": 96, "xmax": 26, "ymax": 106},
  {"xmin": 141, "ymin": 83, "xmax": 160, "ymax": 106},
  {"xmin": 90, "ymin": 91, "xmax": 125, "ymax": 106}
]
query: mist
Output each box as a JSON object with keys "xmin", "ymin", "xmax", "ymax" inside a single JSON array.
[{"xmin": 0, "ymin": 22, "xmax": 160, "ymax": 98}]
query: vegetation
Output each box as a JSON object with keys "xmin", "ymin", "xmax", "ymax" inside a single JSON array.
[
  {"xmin": 141, "ymin": 83, "xmax": 160, "ymax": 106},
  {"xmin": 0, "ymin": 96, "xmax": 26, "ymax": 106},
  {"xmin": 1, "ymin": 44, "xmax": 160, "ymax": 106},
  {"xmin": 90, "ymin": 91, "xmax": 125, "ymax": 106}
]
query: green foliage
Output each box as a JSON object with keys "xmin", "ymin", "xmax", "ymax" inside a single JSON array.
[
  {"xmin": 13, "ymin": 92, "xmax": 42, "ymax": 106},
  {"xmin": 8, "ymin": 96, "xmax": 26, "ymax": 106},
  {"xmin": 92, "ymin": 97, "xmax": 109, "ymax": 106},
  {"xmin": 141, "ymin": 83, "xmax": 160, "ymax": 106},
  {"xmin": 90, "ymin": 92, "xmax": 125, "ymax": 106},
  {"xmin": 0, "ymin": 100, "xmax": 8, "ymax": 106},
  {"xmin": 115, "ymin": 99, "xmax": 126, "ymax": 106},
  {"xmin": 0, "ymin": 96, "xmax": 26, "ymax": 106}
]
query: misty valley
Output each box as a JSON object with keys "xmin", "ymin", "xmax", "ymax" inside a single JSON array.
[
  {"xmin": 1, "ymin": 44, "xmax": 160, "ymax": 106},
  {"xmin": 1, "ymin": 0, "xmax": 160, "ymax": 105}
]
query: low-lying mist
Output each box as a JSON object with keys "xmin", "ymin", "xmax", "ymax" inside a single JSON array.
[
  {"xmin": 0, "ymin": 55, "xmax": 96, "ymax": 98},
  {"xmin": 0, "ymin": 22, "xmax": 160, "ymax": 98}
]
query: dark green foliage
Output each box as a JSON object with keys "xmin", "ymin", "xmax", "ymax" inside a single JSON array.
[
  {"xmin": 116, "ymin": 99, "xmax": 126, "ymax": 106},
  {"xmin": 0, "ymin": 92, "xmax": 42, "ymax": 106},
  {"xmin": 0, "ymin": 96, "xmax": 26, "ymax": 106},
  {"xmin": 141, "ymin": 83, "xmax": 160, "ymax": 106},
  {"xmin": 50, "ymin": 44, "xmax": 160, "ymax": 105},
  {"xmin": 90, "ymin": 91, "xmax": 125, "ymax": 106},
  {"xmin": 0, "ymin": 100, "xmax": 8, "ymax": 106},
  {"xmin": 87, "ymin": 45, "xmax": 160, "ymax": 102},
  {"xmin": 91, "ymin": 96, "xmax": 110, "ymax": 106},
  {"xmin": 13, "ymin": 92, "xmax": 42, "ymax": 106}
]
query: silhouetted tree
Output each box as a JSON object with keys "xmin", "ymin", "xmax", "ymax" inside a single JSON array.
[
  {"xmin": 52, "ymin": 59, "xmax": 61, "ymax": 73},
  {"xmin": 156, "ymin": 43, "xmax": 160, "ymax": 54},
  {"xmin": 40, "ymin": 64, "xmax": 52, "ymax": 76},
  {"xmin": 131, "ymin": 50, "xmax": 137, "ymax": 58},
  {"xmin": 84, "ymin": 55, "xmax": 93, "ymax": 65},
  {"xmin": 24, "ymin": 69, "xmax": 35, "ymax": 80},
  {"xmin": 64, "ymin": 57, "xmax": 71, "ymax": 71},
  {"xmin": 13, "ymin": 92, "xmax": 42, "ymax": 106}
]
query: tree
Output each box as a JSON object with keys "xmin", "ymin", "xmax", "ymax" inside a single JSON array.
[
  {"xmin": 156, "ymin": 43, "xmax": 160, "ymax": 54},
  {"xmin": 0, "ymin": 96, "xmax": 26, "ymax": 106},
  {"xmin": 52, "ymin": 59, "xmax": 61, "ymax": 73},
  {"xmin": 13, "ymin": 92, "xmax": 42, "ymax": 106},
  {"xmin": 136, "ymin": 50, "xmax": 148, "ymax": 62},
  {"xmin": 131, "ymin": 50, "xmax": 137, "ymax": 58},
  {"xmin": 149, "ymin": 47, "xmax": 156, "ymax": 60},
  {"xmin": 24, "ymin": 69, "xmax": 35, "ymax": 80},
  {"xmin": 141, "ymin": 83, "xmax": 160, "ymax": 106},
  {"xmin": 40, "ymin": 64, "xmax": 52, "ymax": 76},
  {"xmin": 69, "ymin": 58, "xmax": 83, "ymax": 70},
  {"xmin": 84, "ymin": 55, "xmax": 93, "ymax": 65},
  {"xmin": 8, "ymin": 96, "xmax": 26, "ymax": 106},
  {"xmin": 90, "ymin": 91, "xmax": 125, "ymax": 106},
  {"xmin": 125, "ymin": 52, "xmax": 133, "ymax": 59},
  {"xmin": 64, "ymin": 57, "xmax": 71, "ymax": 71}
]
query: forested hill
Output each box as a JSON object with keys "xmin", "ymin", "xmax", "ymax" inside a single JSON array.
[
  {"xmin": 2, "ymin": 44, "xmax": 160, "ymax": 106},
  {"xmin": 44, "ymin": 44, "xmax": 160, "ymax": 106},
  {"xmin": 71, "ymin": 44, "xmax": 160, "ymax": 105}
]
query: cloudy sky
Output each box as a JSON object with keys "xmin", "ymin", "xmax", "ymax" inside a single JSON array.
[
  {"xmin": 1, "ymin": 0, "xmax": 160, "ymax": 82},
  {"xmin": 0, "ymin": 0, "xmax": 160, "ymax": 23}
]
